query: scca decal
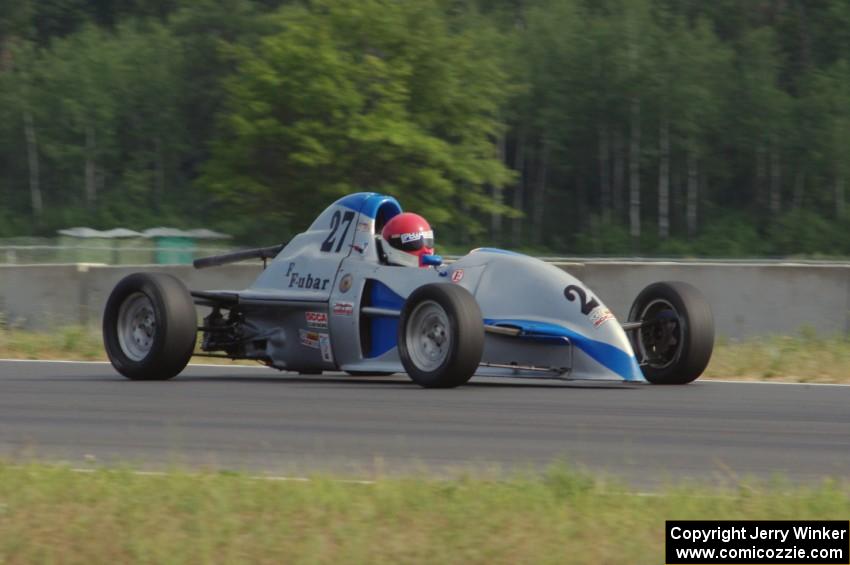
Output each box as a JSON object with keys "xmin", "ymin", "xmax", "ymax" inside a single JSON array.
[{"xmin": 305, "ymin": 311, "xmax": 328, "ymax": 329}]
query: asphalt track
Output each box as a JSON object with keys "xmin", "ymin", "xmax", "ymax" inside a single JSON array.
[{"xmin": 1, "ymin": 360, "xmax": 849, "ymax": 485}]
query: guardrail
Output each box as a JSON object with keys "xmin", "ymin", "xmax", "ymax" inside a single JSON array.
[
  {"xmin": 0, "ymin": 245, "xmax": 234, "ymax": 265},
  {"xmin": 1, "ymin": 260, "xmax": 847, "ymax": 338}
]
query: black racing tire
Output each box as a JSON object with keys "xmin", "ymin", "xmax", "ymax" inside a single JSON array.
[
  {"xmin": 398, "ymin": 283, "xmax": 484, "ymax": 388},
  {"xmin": 103, "ymin": 272, "xmax": 197, "ymax": 380},
  {"xmin": 345, "ymin": 371, "xmax": 395, "ymax": 377},
  {"xmin": 628, "ymin": 281, "xmax": 714, "ymax": 385}
]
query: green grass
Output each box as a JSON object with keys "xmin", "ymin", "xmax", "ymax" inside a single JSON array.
[
  {"xmin": 0, "ymin": 463, "xmax": 847, "ymax": 564},
  {"xmin": 0, "ymin": 326, "xmax": 104, "ymax": 361},
  {"xmin": 0, "ymin": 326, "xmax": 251, "ymax": 366},
  {"xmin": 704, "ymin": 331, "xmax": 850, "ymax": 383},
  {"xmin": 3, "ymin": 326, "xmax": 850, "ymax": 382}
]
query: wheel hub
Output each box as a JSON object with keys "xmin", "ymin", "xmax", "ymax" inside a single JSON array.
[
  {"xmin": 406, "ymin": 301, "xmax": 451, "ymax": 372},
  {"xmin": 637, "ymin": 300, "xmax": 681, "ymax": 369},
  {"xmin": 117, "ymin": 292, "xmax": 157, "ymax": 361}
]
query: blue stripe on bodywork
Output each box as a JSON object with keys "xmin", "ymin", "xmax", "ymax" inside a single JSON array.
[
  {"xmin": 367, "ymin": 280, "xmax": 404, "ymax": 357},
  {"xmin": 336, "ymin": 193, "xmax": 372, "ymax": 213},
  {"xmin": 336, "ymin": 193, "xmax": 402, "ymax": 220},
  {"xmin": 472, "ymin": 247, "xmax": 524, "ymax": 256},
  {"xmin": 484, "ymin": 318, "xmax": 645, "ymax": 381}
]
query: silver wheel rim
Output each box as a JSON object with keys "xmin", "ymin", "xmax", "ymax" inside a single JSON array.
[
  {"xmin": 405, "ymin": 300, "xmax": 451, "ymax": 372},
  {"xmin": 637, "ymin": 298, "xmax": 682, "ymax": 369},
  {"xmin": 117, "ymin": 292, "xmax": 156, "ymax": 362}
]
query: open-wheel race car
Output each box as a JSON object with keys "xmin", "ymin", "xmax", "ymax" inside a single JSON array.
[{"xmin": 103, "ymin": 192, "xmax": 714, "ymax": 387}]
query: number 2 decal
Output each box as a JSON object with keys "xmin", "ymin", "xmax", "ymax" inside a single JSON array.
[
  {"xmin": 564, "ymin": 285, "xmax": 599, "ymax": 315},
  {"xmin": 320, "ymin": 210, "xmax": 355, "ymax": 253}
]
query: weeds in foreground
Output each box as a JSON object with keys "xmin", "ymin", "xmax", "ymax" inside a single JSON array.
[{"xmin": 0, "ymin": 462, "xmax": 846, "ymax": 564}]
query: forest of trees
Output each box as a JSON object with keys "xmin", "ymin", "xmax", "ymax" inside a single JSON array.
[{"xmin": 2, "ymin": 0, "xmax": 850, "ymax": 256}]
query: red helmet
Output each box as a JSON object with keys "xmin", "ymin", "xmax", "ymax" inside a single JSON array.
[{"xmin": 381, "ymin": 212, "xmax": 434, "ymax": 267}]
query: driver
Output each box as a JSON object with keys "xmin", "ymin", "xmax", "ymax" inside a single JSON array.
[{"xmin": 380, "ymin": 212, "xmax": 435, "ymax": 267}]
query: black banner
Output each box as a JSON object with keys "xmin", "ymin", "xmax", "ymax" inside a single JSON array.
[{"xmin": 666, "ymin": 521, "xmax": 849, "ymax": 564}]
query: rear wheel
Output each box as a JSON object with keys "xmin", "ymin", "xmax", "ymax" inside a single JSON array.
[
  {"xmin": 103, "ymin": 273, "xmax": 197, "ymax": 380},
  {"xmin": 628, "ymin": 281, "xmax": 713, "ymax": 384},
  {"xmin": 398, "ymin": 284, "xmax": 484, "ymax": 388}
]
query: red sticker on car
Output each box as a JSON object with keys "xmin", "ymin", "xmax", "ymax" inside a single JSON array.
[
  {"xmin": 333, "ymin": 301, "xmax": 354, "ymax": 316},
  {"xmin": 305, "ymin": 311, "xmax": 328, "ymax": 329}
]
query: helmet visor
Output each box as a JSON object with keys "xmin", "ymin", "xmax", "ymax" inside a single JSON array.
[{"xmin": 391, "ymin": 230, "xmax": 434, "ymax": 252}]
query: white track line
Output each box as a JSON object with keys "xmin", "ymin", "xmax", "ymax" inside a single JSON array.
[
  {"xmin": 705, "ymin": 378, "xmax": 850, "ymax": 387},
  {"xmin": 0, "ymin": 358, "xmax": 267, "ymax": 369},
  {"xmin": 0, "ymin": 358, "xmax": 111, "ymax": 364},
  {"xmin": 60, "ymin": 467, "xmax": 717, "ymax": 495},
  {"xmin": 3, "ymin": 359, "xmax": 850, "ymax": 386},
  {"xmin": 67, "ymin": 467, "xmax": 375, "ymax": 484}
]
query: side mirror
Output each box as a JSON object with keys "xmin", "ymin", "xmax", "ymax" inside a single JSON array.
[{"xmin": 422, "ymin": 254, "xmax": 443, "ymax": 267}]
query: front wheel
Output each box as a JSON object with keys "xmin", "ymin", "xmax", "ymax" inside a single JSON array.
[
  {"xmin": 628, "ymin": 281, "xmax": 714, "ymax": 384},
  {"xmin": 103, "ymin": 273, "xmax": 197, "ymax": 380},
  {"xmin": 398, "ymin": 284, "xmax": 484, "ymax": 388}
]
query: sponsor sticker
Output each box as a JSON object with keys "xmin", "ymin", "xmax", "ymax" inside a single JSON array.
[
  {"xmin": 589, "ymin": 306, "xmax": 615, "ymax": 328},
  {"xmin": 451, "ymin": 269, "xmax": 464, "ymax": 283},
  {"xmin": 285, "ymin": 262, "xmax": 330, "ymax": 291},
  {"xmin": 299, "ymin": 329, "xmax": 320, "ymax": 349},
  {"xmin": 339, "ymin": 273, "xmax": 353, "ymax": 293},
  {"xmin": 400, "ymin": 232, "xmax": 423, "ymax": 244},
  {"xmin": 399, "ymin": 230, "xmax": 433, "ymax": 244},
  {"xmin": 333, "ymin": 301, "xmax": 354, "ymax": 316},
  {"xmin": 319, "ymin": 334, "xmax": 333, "ymax": 363},
  {"xmin": 356, "ymin": 221, "xmax": 371, "ymax": 232},
  {"xmin": 305, "ymin": 311, "xmax": 328, "ymax": 329}
]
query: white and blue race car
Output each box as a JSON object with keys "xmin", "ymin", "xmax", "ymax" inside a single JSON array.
[{"xmin": 103, "ymin": 192, "xmax": 714, "ymax": 387}]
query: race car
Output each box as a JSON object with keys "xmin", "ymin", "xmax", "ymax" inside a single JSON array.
[{"xmin": 102, "ymin": 192, "xmax": 714, "ymax": 387}]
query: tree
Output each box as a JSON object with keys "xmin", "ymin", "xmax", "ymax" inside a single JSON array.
[
  {"xmin": 1, "ymin": 0, "xmax": 850, "ymax": 257},
  {"xmin": 202, "ymin": 0, "xmax": 513, "ymax": 242},
  {"xmin": 647, "ymin": 14, "xmax": 730, "ymax": 239},
  {"xmin": 803, "ymin": 60, "xmax": 850, "ymax": 218},
  {"xmin": 170, "ymin": 0, "xmax": 273, "ymax": 185},
  {"xmin": 624, "ymin": 0, "xmax": 651, "ymax": 250},
  {"xmin": 733, "ymin": 28, "xmax": 791, "ymax": 220},
  {"xmin": 33, "ymin": 25, "xmax": 120, "ymax": 214}
]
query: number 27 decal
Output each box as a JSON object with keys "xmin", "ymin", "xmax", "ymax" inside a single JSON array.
[
  {"xmin": 564, "ymin": 285, "xmax": 599, "ymax": 315},
  {"xmin": 321, "ymin": 210, "xmax": 356, "ymax": 253}
]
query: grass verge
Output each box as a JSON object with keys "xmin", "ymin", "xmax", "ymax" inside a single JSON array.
[
  {"xmin": 2, "ymin": 326, "xmax": 850, "ymax": 383},
  {"xmin": 0, "ymin": 326, "xmax": 252, "ymax": 366},
  {"xmin": 0, "ymin": 463, "xmax": 847, "ymax": 564},
  {"xmin": 704, "ymin": 330, "xmax": 850, "ymax": 383},
  {"xmin": 0, "ymin": 326, "xmax": 103, "ymax": 361}
]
